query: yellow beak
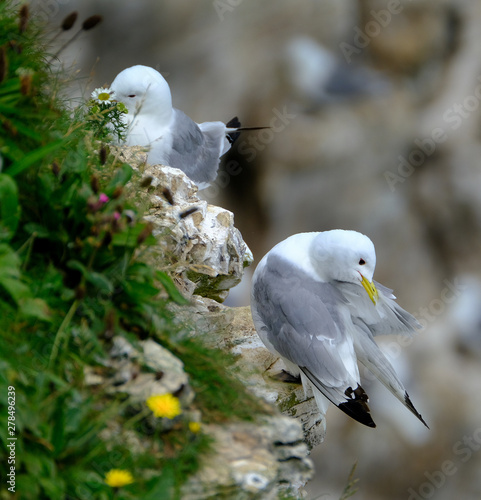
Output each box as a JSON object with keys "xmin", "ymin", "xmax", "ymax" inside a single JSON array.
[{"xmin": 361, "ymin": 275, "xmax": 378, "ymax": 304}]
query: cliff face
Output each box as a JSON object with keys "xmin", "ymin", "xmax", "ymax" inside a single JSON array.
[{"xmin": 115, "ymin": 145, "xmax": 316, "ymax": 497}]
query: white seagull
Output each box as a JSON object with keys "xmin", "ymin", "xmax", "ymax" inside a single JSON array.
[
  {"xmin": 110, "ymin": 65, "xmax": 262, "ymax": 189},
  {"xmin": 251, "ymin": 229, "xmax": 428, "ymax": 430}
]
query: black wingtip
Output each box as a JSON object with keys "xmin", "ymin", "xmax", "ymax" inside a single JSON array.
[
  {"xmin": 336, "ymin": 385, "xmax": 376, "ymax": 427},
  {"xmin": 341, "ymin": 385, "xmax": 377, "ymax": 428},
  {"xmin": 405, "ymin": 392, "xmax": 429, "ymax": 429},
  {"xmin": 338, "ymin": 399, "xmax": 376, "ymax": 428},
  {"xmin": 226, "ymin": 116, "xmax": 241, "ymax": 145},
  {"xmin": 226, "ymin": 116, "xmax": 241, "ymax": 129},
  {"xmin": 226, "ymin": 131, "xmax": 240, "ymax": 145}
]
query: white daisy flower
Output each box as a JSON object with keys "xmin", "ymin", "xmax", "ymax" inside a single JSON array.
[{"xmin": 91, "ymin": 87, "xmax": 116, "ymax": 104}]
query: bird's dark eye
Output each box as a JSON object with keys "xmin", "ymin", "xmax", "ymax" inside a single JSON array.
[
  {"xmin": 359, "ymin": 259, "xmax": 366, "ymax": 265},
  {"xmin": 128, "ymin": 94, "xmax": 136, "ymax": 98}
]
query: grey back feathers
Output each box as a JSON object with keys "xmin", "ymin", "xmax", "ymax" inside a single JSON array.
[{"xmin": 165, "ymin": 109, "xmax": 224, "ymax": 186}]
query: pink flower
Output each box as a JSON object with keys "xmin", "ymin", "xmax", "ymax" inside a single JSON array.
[{"xmin": 99, "ymin": 193, "xmax": 109, "ymax": 203}]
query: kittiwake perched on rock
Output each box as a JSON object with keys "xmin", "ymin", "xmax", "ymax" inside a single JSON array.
[
  {"xmin": 251, "ymin": 229, "xmax": 428, "ymax": 430},
  {"xmin": 284, "ymin": 36, "xmax": 390, "ymax": 106},
  {"xmin": 110, "ymin": 65, "xmax": 263, "ymax": 189}
]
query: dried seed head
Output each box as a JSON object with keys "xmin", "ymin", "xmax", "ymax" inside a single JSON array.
[
  {"xmin": 179, "ymin": 207, "xmax": 199, "ymax": 219},
  {"xmin": 103, "ymin": 309, "xmax": 115, "ymax": 339},
  {"xmin": 112, "ymin": 186, "xmax": 123, "ymax": 199},
  {"xmin": 19, "ymin": 4, "xmax": 29, "ymax": 33},
  {"xmin": 3, "ymin": 120, "xmax": 17, "ymax": 136},
  {"xmin": 101, "ymin": 231, "xmax": 112, "ymax": 247},
  {"xmin": 90, "ymin": 174, "xmax": 100, "ymax": 193},
  {"xmin": 8, "ymin": 40, "xmax": 22, "ymax": 54},
  {"xmin": 20, "ymin": 73, "xmax": 32, "ymax": 95},
  {"xmin": 140, "ymin": 176, "xmax": 153, "ymax": 188},
  {"xmin": 51, "ymin": 161, "xmax": 60, "ymax": 177},
  {"xmin": 99, "ymin": 145, "xmax": 107, "ymax": 165},
  {"xmin": 75, "ymin": 284, "xmax": 86, "ymax": 300},
  {"xmin": 136, "ymin": 222, "xmax": 154, "ymax": 245},
  {"xmin": 82, "ymin": 15, "xmax": 103, "ymax": 31},
  {"xmin": 61, "ymin": 12, "xmax": 78, "ymax": 31}
]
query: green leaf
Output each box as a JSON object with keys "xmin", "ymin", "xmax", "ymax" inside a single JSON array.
[
  {"xmin": 23, "ymin": 452, "xmax": 44, "ymax": 476},
  {"xmin": 66, "ymin": 259, "xmax": 87, "ymax": 274},
  {"xmin": 39, "ymin": 475, "xmax": 66, "ymax": 499},
  {"xmin": 16, "ymin": 474, "xmax": 41, "ymax": 497},
  {"xmin": 0, "ymin": 245, "xmax": 29, "ymax": 303},
  {"xmin": 0, "ymin": 173, "xmax": 19, "ymax": 241},
  {"xmin": 123, "ymin": 280, "xmax": 159, "ymax": 301},
  {"xmin": 85, "ymin": 271, "xmax": 114, "ymax": 293},
  {"xmin": 156, "ymin": 270, "xmax": 189, "ymax": 305},
  {"xmin": 0, "ymin": 79, "xmax": 21, "ymax": 95},
  {"xmin": 67, "ymin": 260, "xmax": 114, "ymax": 292},
  {"xmin": 19, "ymin": 297, "xmax": 51, "ymax": 321},
  {"xmin": 23, "ymin": 222, "xmax": 51, "ymax": 238},
  {"xmin": 142, "ymin": 472, "xmax": 175, "ymax": 500},
  {"xmin": 6, "ymin": 138, "xmax": 66, "ymax": 176},
  {"xmin": 111, "ymin": 225, "xmax": 156, "ymax": 248}
]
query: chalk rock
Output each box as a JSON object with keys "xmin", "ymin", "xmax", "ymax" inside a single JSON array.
[
  {"xmin": 117, "ymin": 145, "xmax": 253, "ymax": 302},
  {"xmin": 85, "ymin": 336, "xmax": 192, "ymax": 407},
  {"xmin": 181, "ymin": 415, "xmax": 313, "ymax": 499},
  {"xmin": 196, "ymin": 301, "xmax": 327, "ymax": 449}
]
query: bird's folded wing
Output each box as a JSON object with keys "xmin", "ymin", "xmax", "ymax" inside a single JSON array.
[
  {"xmin": 166, "ymin": 109, "xmax": 221, "ymax": 185},
  {"xmin": 170, "ymin": 109, "xmax": 204, "ymax": 155},
  {"xmin": 253, "ymin": 254, "xmax": 361, "ymax": 406}
]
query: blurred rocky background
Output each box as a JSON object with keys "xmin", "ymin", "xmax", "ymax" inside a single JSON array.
[{"xmin": 35, "ymin": 0, "xmax": 481, "ymax": 498}]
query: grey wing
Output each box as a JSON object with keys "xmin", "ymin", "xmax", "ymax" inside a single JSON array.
[
  {"xmin": 165, "ymin": 109, "xmax": 221, "ymax": 185},
  {"xmin": 252, "ymin": 254, "xmax": 373, "ymax": 425}
]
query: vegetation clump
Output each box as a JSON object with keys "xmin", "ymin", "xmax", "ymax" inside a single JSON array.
[{"xmin": 0, "ymin": 3, "xmax": 264, "ymax": 498}]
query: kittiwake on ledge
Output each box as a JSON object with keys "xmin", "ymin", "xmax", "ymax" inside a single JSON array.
[
  {"xmin": 110, "ymin": 65, "xmax": 264, "ymax": 189},
  {"xmin": 251, "ymin": 229, "xmax": 428, "ymax": 433}
]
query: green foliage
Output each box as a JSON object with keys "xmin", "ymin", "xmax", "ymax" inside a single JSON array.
[
  {"xmin": 164, "ymin": 336, "xmax": 268, "ymax": 423},
  {"xmin": 85, "ymin": 89, "xmax": 128, "ymax": 142},
  {"xmin": 0, "ymin": 3, "xmax": 265, "ymax": 499}
]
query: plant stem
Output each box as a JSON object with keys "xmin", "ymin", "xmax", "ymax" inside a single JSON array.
[{"xmin": 48, "ymin": 299, "xmax": 79, "ymax": 368}]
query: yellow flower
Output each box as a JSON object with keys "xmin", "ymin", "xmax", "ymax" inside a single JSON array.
[
  {"xmin": 104, "ymin": 469, "xmax": 134, "ymax": 488},
  {"xmin": 189, "ymin": 421, "xmax": 201, "ymax": 433},
  {"xmin": 146, "ymin": 393, "xmax": 181, "ymax": 419}
]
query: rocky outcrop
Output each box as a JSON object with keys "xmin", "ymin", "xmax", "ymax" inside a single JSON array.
[
  {"xmin": 181, "ymin": 416, "xmax": 312, "ymax": 499},
  {"xmin": 210, "ymin": 304, "xmax": 326, "ymax": 449},
  {"xmin": 116, "ymin": 146, "xmax": 252, "ymax": 302},
  {"xmin": 106, "ymin": 146, "xmax": 318, "ymax": 497}
]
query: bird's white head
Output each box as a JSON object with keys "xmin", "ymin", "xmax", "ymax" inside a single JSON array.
[
  {"xmin": 310, "ymin": 229, "xmax": 378, "ymax": 303},
  {"xmin": 111, "ymin": 65, "xmax": 173, "ymax": 122}
]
